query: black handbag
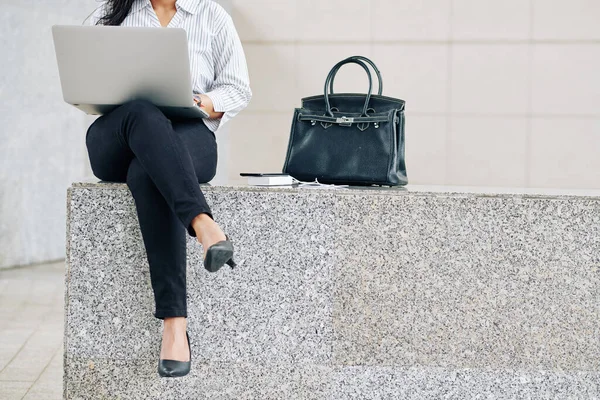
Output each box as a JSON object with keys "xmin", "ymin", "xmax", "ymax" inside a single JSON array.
[{"xmin": 282, "ymin": 55, "xmax": 407, "ymax": 186}]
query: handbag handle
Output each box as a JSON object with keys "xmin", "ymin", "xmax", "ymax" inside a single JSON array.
[
  {"xmin": 328, "ymin": 56, "xmax": 383, "ymax": 96},
  {"xmin": 324, "ymin": 58, "xmax": 374, "ymax": 118}
]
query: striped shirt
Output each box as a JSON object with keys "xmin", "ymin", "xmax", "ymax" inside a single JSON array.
[{"xmin": 88, "ymin": 0, "xmax": 252, "ymax": 132}]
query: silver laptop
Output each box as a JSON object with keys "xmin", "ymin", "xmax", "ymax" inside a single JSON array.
[{"xmin": 52, "ymin": 25, "xmax": 209, "ymax": 119}]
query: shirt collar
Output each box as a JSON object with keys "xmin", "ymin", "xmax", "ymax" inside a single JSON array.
[
  {"xmin": 176, "ymin": 0, "xmax": 199, "ymax": 14},
  {"xmin": 130, "ymin": 0, "xmax": 150, "ymax": 15},
  {"xmin": 130, "ymin": 0, "xmax": 199, "ymax": 15}
]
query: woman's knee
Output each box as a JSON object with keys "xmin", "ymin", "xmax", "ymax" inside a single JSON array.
[
  {"xmin": 195, "ymin": 152, "xmax": 218, "ymax": 183},
  {"xmin": 88, "ymin": 159, "xmax": 128, "ymax": 182},
  {"xmin": 86, "ymin": 126, "xmax": 127, "ymax": 182},
  {"xmin": 200, "ymin": 163, "xmax": 218, "ymax": 183}
]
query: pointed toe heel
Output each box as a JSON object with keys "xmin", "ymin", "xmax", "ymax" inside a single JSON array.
[
  {"xmin": 158, "ymin": 331, "xmax": 191, "ymax": 378},
  {"xmin": 203, "ymin": 234, "xmax": 236, "ymax": 272}
]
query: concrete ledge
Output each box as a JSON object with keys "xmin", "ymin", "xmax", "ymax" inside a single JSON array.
[{"xmin": 65, "ymin": 182, "xmax": 600, "ymax": 399}]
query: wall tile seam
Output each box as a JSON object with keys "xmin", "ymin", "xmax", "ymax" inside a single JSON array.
[{"xmin": 240, "ymin": 40, "xmax": 600, "ymax": 45}]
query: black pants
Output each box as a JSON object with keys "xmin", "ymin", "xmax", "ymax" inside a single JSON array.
[{"xmin": 85, "ymin": 99, "xmax": 218, "ymax": 319}]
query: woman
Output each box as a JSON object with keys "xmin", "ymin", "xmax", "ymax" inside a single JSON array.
[{"xmin": 85, "ymin": 0, "xmax": 251, "ymax": 378}]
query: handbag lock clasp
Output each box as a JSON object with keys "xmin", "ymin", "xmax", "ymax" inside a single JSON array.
[{"xmin": 336, "ymin": 116, "xmax": 354, "ymax": 126}]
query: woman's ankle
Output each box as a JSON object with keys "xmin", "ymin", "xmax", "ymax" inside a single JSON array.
[
  {"xmin": 191, "ymin": 213, "xmax": 213, "ymax": 239},
  {"xmin": 163, "ymin": 316, "xmax": 187, "ymax": 333}
]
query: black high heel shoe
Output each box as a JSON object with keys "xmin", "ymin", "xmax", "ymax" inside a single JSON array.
[
  {"xmin": 158, "ymin": 331, "xmax": 191, "ymax": 378},
  {"xmin": 203, "ymin": 234, "xmax": 237, "ymax": 272}
]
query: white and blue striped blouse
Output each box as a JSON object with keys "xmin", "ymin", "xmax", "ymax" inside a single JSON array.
[{"xmin": 88, "ymin": 0, "xmax": 252, "ymax": 132}]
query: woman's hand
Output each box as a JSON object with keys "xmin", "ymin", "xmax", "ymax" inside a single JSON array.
[{"xmin": 193, "ymin": 94, "xmax": 225, "ymax": 119}]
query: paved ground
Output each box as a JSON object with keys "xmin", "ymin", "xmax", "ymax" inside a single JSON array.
[{"xmin": 0, "ymin": 261, "xmax": 64, "ymax": 400}]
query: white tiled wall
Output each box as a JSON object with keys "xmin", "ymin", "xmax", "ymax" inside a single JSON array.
[
  {"xmin": 532, "ymin": 0, "xmax": 600, "ymax": 40},
  {"xmin": 229, "ymin": 0, "xmax": 600, "ymax": 189},
  {"xmin": 372, "ymin": 1, "xmax": 451, "ymax": 41},
  {"xmin": 452, "ymin": 0, "xmax": 530, "ymax": 40},
  {"xmin": 450, "ymin": 45, "xmax": 530, "ymax": 114}
]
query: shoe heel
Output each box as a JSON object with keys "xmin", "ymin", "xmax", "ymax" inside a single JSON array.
[
  {"xmin": 225, "ymin": 257, "xmax": 237, "ymax": 269},
  {"xmin": 203, "ymin": 234, "xmax": 235, "ymax": 273},
  {"xmin": 224, "ymin": 235, "xmax": 237, "ymax": 269}
]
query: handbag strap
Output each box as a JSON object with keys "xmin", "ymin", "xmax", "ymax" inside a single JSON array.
[
  {"xmin": 324, "ymin": 59, "xmax": 374, "ymax": 118},
  {"xmin": 328, "ymin": 56, "xmax": 383, "ymax": 96}
]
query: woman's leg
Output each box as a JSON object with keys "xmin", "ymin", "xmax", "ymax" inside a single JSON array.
[
  {"xmin": 124, "ymin": 117, "xmax": 219, "ymax": 320},
  {"xmin": 126, "ymin": 157, "xmax": 190, "ymax": 362},
  {"xmin": 126, "ymin": 157, "xmax": 188, "ymax": 319},
  {"xmin": 125, "ymin": 118, "xmax": 219, "ymax": 362},
  {"xmin": 87, "ymin": 99, "xmax": 213, "ymax": 237},
  {"xmin": 86, "ymin": 100, "xmax": 219, "ymax": 363},
  {"xmin": 177, "ymin": 118, "xmax": 227, "ymax": 258}
]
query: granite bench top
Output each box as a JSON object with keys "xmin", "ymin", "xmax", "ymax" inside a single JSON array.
[{"xmin": 71, "ymin": 177, "xmax": 600, "ymax": 201}]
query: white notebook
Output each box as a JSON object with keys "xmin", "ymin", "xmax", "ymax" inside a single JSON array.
[{"xmin": 247, "ymin": 175, "xmax": 294, "ymax": 186}]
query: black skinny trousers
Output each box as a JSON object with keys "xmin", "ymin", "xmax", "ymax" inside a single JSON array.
[{"xmin": 85, "ymin": 99, "xmax": 218, "ymax": 319}]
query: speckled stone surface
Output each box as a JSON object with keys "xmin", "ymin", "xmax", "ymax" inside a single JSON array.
[
  {"xmin": 333, "ymin": 195, "xmax": 600, "ymax": 370},
  {"xmin": 330, "ymin": 367, "xmax": 600, "ymax": 399},
  {"xmin": 65, "ymin": 181, "xmax": 600, "ymax": 399},
  {"xmin": 66, "ymin": 185, "xmax": 336, "ymax": 362},
  {"xmin": 65, "ymin": 358, "xmax": 332, "ymax": 400},
  {"xmin": 64, "ymin": 359, "xmax": 600, "ymax": 400}
]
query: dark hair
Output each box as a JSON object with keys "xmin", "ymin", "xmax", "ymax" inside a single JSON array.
[{"xmin": 96, "ymin": 0, "xmax": 135, "ymax": 26}]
